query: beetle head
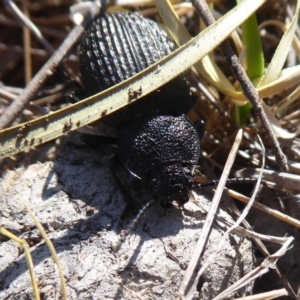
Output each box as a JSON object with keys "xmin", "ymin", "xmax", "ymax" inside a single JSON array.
[{"xmin": 147, "ymin": 162, "xmax": 195, "ymax": 207}]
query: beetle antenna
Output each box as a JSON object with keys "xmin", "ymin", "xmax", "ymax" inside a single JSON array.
[
  {"xmin": 113, "ymin": 199, "xmax": 155, "ymax": 252},
  {"xmin": 192, "ymin": 177, "xmax": 261, "ymax": 190}
]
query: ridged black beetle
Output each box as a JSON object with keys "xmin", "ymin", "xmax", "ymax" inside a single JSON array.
[{"xmin": 79, "ymin": 11, "xmax": 205, "ymax": 206}]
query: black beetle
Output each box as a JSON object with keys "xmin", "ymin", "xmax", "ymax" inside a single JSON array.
[
  {"xmin": 79, "ymin": 11, "xmax": 205, "ymax": 207},
  {"xmin": 79, "ymin": 11, "xmax": 259, "ymax": 246}
]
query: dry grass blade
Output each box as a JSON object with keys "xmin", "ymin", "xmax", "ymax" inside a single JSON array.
[
  {"xmin": 0, "ymin": 227, "xmax": 40, "ymax": 300},
  {"xmin": 21, "ymin": 200, "xmax": 67, "ymax": 300}
]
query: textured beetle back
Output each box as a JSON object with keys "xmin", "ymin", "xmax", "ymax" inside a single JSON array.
[
  {"xmin": 80, "ymin": 12, "xmax": 174, "ymax": 93},
  {"xmin": 80, "ymin": 12, "xmax": 195, "ymax": 127}
]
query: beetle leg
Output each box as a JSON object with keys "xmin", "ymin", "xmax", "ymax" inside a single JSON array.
[
  {"xmin": 80, "ymin": 133, "xmax": 118, "ymax": 147},
  {"xmin": 110, "ymin": 157, "xmax": 144, "ymax": 227},
  {"xmin": 113, "ymin": 199, "xmax": 155, "ymax": 252},
  {"xmin": 194, "ymin": 119, "xmax": 206, "ymax": 140}
]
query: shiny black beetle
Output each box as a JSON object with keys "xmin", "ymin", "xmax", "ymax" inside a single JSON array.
[{"xmin": 80, "ymin": 11, "xmax": 205, "ymax": 209}]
